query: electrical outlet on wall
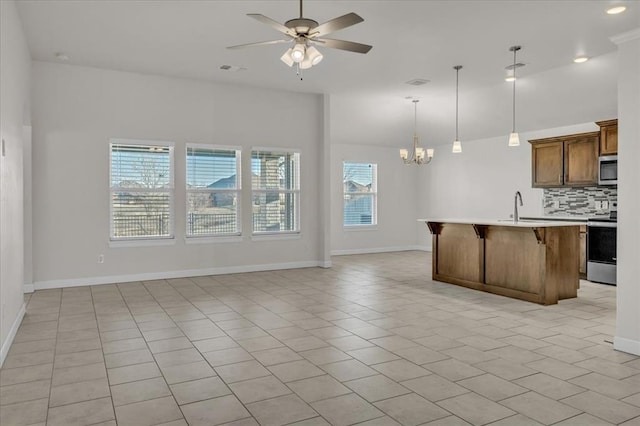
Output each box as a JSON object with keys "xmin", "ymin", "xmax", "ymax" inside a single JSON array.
[
  {"xmin": 602, "ymin": 200, "xmax": 609, "ymax": 210},
  {"xmin": 98, "ymin": 254, "xmax": 104, "ymax": 264}
]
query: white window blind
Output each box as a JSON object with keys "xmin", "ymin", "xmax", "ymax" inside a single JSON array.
[
  {"xmin": 251, "ymin": 149, "xmax": 300, "ymax": 234},
  {"xmin": 343, "ymin": 162, "xmax": 377, "ymax": 226},
  {"xmin": 110, "ymin": 141, "xmax": 174, "ymax": 240},
  {"xmin": 186, "ymin": 145, "xmax": 241, "ymax": 237}
]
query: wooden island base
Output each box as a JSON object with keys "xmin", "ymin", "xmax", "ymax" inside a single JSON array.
[{"xmin": 426, "ymin": 222, "xmax": 580, "ymax": 305}]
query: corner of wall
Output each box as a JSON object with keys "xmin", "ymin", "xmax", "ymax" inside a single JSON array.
[
  {"xmin": 613, "ymin": 336, "xmax": 640, "ymax": 356},
  {"xmin": 0, "ymin": 302, "xmax": 26, "ymax": 368}
]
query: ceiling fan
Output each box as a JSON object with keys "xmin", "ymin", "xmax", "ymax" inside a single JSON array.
[{"xmin": 227, "ymin": 0, "xmax": 372, "ymax": 70}]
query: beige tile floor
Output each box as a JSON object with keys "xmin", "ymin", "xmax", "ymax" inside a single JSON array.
[{"xmin": 1, "ymin": 251, "xmax": 639, "ymax": 426}]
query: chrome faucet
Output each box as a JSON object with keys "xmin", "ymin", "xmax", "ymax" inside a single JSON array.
[{"xmin": 514, "ymin": 191, "xmax": 523, "ymax": 222}]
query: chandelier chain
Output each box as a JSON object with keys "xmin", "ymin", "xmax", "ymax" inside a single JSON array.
[{"xmin": 414, "ymin": 100, "xmax": 418, "ymax": 138}]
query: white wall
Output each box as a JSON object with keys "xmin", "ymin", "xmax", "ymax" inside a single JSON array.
[
  {"xmin": 417, "ymin": 122, "xmax": 600, "ymax": 249},
  {"xmin": 613, "ymin": 29, "xmax": 640, "ymax": 356},
  {"xmin": 0, "ymin": 0, "xmax": 30, "ymax": 366},
  {"xmin": 330, "ymin": 143, "xmax": 421, "ymax": 254},
  {"xmin": 30, "ymin": 62, "xmax": 326, "ymax": 288}
]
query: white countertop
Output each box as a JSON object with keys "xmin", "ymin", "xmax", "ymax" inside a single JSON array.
[
  {"xmin": 417, "ymin": 218, "xmax": 585, "ymax": 227},
  {"xmin": 521, "ymin": 216, "xmax": 591, "ymax": 222}
]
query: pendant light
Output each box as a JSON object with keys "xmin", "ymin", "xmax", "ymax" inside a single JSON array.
[
  {"xmin": 400, "ymin": 99, "xmax": 434, "ymax": 165},
  {"xmin": 508, "ymin": 45, "xmax": 521, "ymax": 147},
  {"xmin": 452, "ymin": 65, "xmax": 463, "ymax": 153}
]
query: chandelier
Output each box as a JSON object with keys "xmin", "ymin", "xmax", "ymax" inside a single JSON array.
[{"xmin": 400, "ymin": 100, "xmax": 434, "ymax": 165}]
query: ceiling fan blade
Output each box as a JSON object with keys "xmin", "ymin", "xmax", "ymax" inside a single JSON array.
[
  {"xmin": 311, "ymin": 13, "xmax": 364, "ymax": 37},
  {"xmin": 227, "ymin": 39, "xmax": 291, "ymax": 49},
  {"xmin": 315, "ymin": 38, "xmax": 372, "ymax": 54},
  {"xmin": 247, "ymin": 14, "xmax": 295, "ymax": 36}
]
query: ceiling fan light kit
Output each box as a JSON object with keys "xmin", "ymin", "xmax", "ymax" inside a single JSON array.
[
  {"xmin": 291, "ymin": 43, "xmax": 306, "ymax": 62},
  {"xmin": 306, "ymin": 46, "xmax": 323, "ymax": 65},
  {"xmin": 228, "ymin": 0, "xmax": 372, "ymax": 73},
  {"xmin": 280, "ymin": 48, "xmax": 295, "ymax": 67}
]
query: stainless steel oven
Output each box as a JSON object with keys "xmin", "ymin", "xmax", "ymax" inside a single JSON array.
[{"xmin": 587, "ymin": 218, "xmax": 617, "ymax": 285}]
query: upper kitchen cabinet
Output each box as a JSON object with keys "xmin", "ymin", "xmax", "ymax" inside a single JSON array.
[
  {"xmin": 529, "ymin": 131, "xmax": 599, "ymax": 188},
  {"xmin": 597, "ymin": 119, "xmax": 618, "ymax": 155},
  {"xmin": 531, "ymin": 140, "xmax": 564, "ymax": 187},
  {"xmin": 564, "ymin": 132, "xmax": 599, "ymax": 186}
]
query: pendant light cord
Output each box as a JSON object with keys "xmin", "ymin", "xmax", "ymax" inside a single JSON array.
[
  {"xmin": 512, "ymin": 48, "xmax": 517, "ymax": 133},
  {"xmin": 455, "ymin": 68, "xmax": 460, "ymax": 141}
]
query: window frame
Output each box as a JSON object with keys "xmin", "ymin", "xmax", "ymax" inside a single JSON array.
[
  {"xmin": 185, "ymin": 143, "xmax": 242, "ymax": 239},
  {"xmin": 251, "ymin": 147, "xmax": 301, "ymax": 236},
  {"xmin": 343, "ymin": 161, "xmax": 378, "ymax": 229},
  {"xmin": 109, "ymin": 139, "xmax": 175, "ymax": 244}
]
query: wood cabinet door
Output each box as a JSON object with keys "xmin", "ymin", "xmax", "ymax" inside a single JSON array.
[
  {"xmin": 564, "ymin": 134, "xmax": 599, "ymax": 186},
  {"xmin": 531, "ymin": 141, "xmax": 563, "ymax": 187},
  {"xmin": 600, "ymin": 125, "xmax": 618, "ymax": 155}
]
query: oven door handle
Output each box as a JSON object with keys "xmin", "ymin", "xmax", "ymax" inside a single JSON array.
[{"xmin": 587, "ymin": 222, "xmax": 617, "ymax": 228}]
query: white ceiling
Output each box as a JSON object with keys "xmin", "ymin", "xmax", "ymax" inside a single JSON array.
[{"xmin": 15, "ymin": 0, "xmax": 640, "ymax": 147}]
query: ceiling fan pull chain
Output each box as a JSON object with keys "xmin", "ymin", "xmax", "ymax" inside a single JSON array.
[{"xmin": 296, "ymin": 63, "xmax": 303, "ymax": 81}]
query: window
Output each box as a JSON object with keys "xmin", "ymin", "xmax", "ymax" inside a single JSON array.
[
  {"xmin": 343, "ymin": 162, "xmax": 377, "ymax": 226},
  {"xmin": 186, "ymin": 145, "xmax": 241, "ymax": 237},
  {"xmin": 110, "ymin": 141, "xmax": 174, "ymax": 240},
  {"xmin": 251, "ymin": 149, "xmax": 300, "ymax": 234}
]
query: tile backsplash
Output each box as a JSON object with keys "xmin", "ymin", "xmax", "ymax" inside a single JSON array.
[{"xmin": 543, "ymin": 186, "xmax": 617, "ymax": 217}]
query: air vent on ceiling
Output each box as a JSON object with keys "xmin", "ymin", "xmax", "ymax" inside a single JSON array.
[
  {"xmin": 219, "ymin": 65, "xmax": 247, "ymax": 72},
  {"xmin": 405, "ymin": 78, "xmax": 430, "ymax": 86},
  {"xmin": 505, "ymin": 63, "xmax": 526, "ymax": 70}
]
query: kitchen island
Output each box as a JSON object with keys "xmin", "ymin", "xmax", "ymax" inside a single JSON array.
[{"xmin": 420, "ymin": 219, "xmax": 584, "ymax": 305}]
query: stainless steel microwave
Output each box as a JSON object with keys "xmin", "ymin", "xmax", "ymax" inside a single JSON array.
[{"xmin": 599, "ymin": 155, "xmax": 617, "ymax": 185}]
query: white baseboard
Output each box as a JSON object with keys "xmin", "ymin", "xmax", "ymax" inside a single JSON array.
[
  {"xmin": 23, "ymin": 283, "xmax": 35, "ymax": 294},
  {"xmin": 0, "ymin": 302, "xmax": 26, "ymax": 368},
  {"xmin": 614, "ymin": 336, "xmax": 640, "ymax": 356},
  {"xmin": 29, "ymin": 260, "xmax": 325, "ymax": 291},
  {"xmin": 331, "ymin": 245, "xmax": 431, "ymax": 256}
]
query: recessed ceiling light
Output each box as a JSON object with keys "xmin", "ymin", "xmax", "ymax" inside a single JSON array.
[
  {"xmin": 574, "ymin": 56, "xmax": 589, "ymax": 63},
  {"xmin": 54, "ymin": 52, "xmax": 69, "ymax": 61},
  {"xmin": 607, "ymin": 6, "xmax": 626, "ymax": 14}
]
